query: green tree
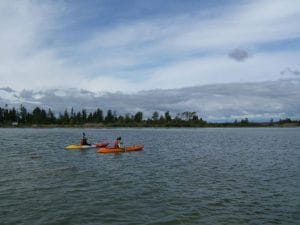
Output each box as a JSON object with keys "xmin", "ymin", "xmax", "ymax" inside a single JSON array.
[
  {"xmin": 164, "ymin": 111, "xmax": 172, "ymax": 122},
  {"xmin": 81, "ymin": 109, "xmax": 87, "ymax": 122},
  {"xmin": 19, "ymin": 105, "xmax": 27, "ymax": 124},
  {"xmin": 105, "ymin": 109, "xmax": 114, "ymax": 123},
  {"xmin": 32, "ymin": 107, "xmax": 47, "ymax": 124},
  {"xmin": 8, "ymin": 107, "xmax": 18, "ymax": 122},
  {"xmin": 191, "ymin": 112, "xmax": 198, "ymax": 121},
  {"xmin": 76, "ymin": 112, "xmax": 82, "ymax": 124},
  {"xmin": 70, "ymin": 107, "xmax": 75, "ymax": 123},
  {"xmin": 32, "ymin": 107, "xmax": 41, "ymax": 124},
  {"xmin": 125, "ymin": 113, "xmax": 133, "ymax": 124},
  {"xmin": 62, "ymin": 109, "xmax": 70, "ymax": 124},
  {"xmin": 47, "ymin": 108, "xmax": 56, "ymax": 124},
  {"xmin": 134, "ymin": 111, "xmax": 143, "ymax": 122},
  {"xmin": 94, "ymin": 108, "xmax": 103, "ymax": 123},
  {"xmin": 241, "ymin": 118, "xmax": 249, "ymax": 124},
  {"xmin": 152, "ymin": 111, "xmax": 159, "ymax": 121},
  {"xmin": 0, "ymin": 107, "xmax": 3, "ymax": 123}
]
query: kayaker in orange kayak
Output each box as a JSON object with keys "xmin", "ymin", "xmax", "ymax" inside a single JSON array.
[
  {"xmin": 114, "ymin": 136, "xmax": 124, "ymax": 148},
  {"xmin": 80, "ymin": 132, "xmax": 90, "ymax": 145}
]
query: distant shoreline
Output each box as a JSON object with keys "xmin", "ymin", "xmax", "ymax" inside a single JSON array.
[
  {"xmin": 2, "ymin": 105, "xmax": 299, "ymax": 129},
  {"xmin": 1, "ymin": 123, "xmax": 299, "ymax": 128}
]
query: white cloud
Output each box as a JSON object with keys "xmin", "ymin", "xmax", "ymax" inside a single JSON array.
[
  {"xmin": 280, "ymin": 67, "xmax": 300, "ymax": 76},
  {"xmin": 0, "ymin": 0, "xmax": 300, "ymax": 93},
  {"xmin": 81, "ymin": 75, "xmax": 136, "ymax": 93},
  {"xmin": 140, "ymin": 51, "xmax": 300, "ymax": 90},
  {"xmin": 165, "ymin": 0, "xmax": 300, "ymax": 51}
]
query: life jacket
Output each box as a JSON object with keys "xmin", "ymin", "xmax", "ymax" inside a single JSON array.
[
  {"xmin": 114, "ymin": 140, "xmax": 119, "ymax": 148},
  {"xmin": 80, "ymin": 138, "xmax": 87, "ymax": 145}
]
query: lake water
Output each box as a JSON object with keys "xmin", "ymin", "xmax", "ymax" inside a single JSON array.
[{"xmin": 0, "ymin": 128, "xmax": 299, "ymax": 225}]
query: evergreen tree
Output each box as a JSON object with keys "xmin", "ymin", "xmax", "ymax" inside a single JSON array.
[
  {"xmin": 152, "ymin": 111, "xmax": 159, "ymax": 121},
  {"xmin": 8, "ymin": 107, "xmax": 18, "ymax": 122},
  {"xmin": 32, "ymin": 107, "xmax": 42, "ymax": 124},
  {"xmin": 87, "ymin": 112, "xmax": 93, "ymax": 122},
  {"xmin": 94, "ymin": 108, "xmax": 103, "ymax": 123},
  {"xmin": 81, "ymin": 109, "xmax": 87, "ymax": 122},
  {"xmin": 125, "ymin": 113, "xmax": 132, "ymax": 124},
  {"xmin": 76, "ymin": 112, "xmax": 82, "ymax": 124},
  {"xmin": 0, "ymin": 107, "xmax": 4, "ymax": 123},
  {"xmin": 134, "ymin": 111, "xmax": 143, "ymax": 122},
  {"xmin": 70, "ymin": 107, "xmax": 75, "ymax": 124},
  {"xmin": 19, "ymin": 105, "xmax": 27, "ymax": 124},
  {"xmin": 105, "ymin": 109, "xmax": 114, "ymax": 123},
  {"xmin": 164, "ymin": 111, "xmax": 172, "ymax": 122},
  {"xmin": 62, "ymin": 109, "xmax": 70, "ymax": 124},
  {"xmin": 47, "ymin": 108, "xmax": 56, "ymax": 124}
]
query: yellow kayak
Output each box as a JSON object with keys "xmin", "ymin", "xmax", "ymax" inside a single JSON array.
[
  {"xmin": 65, "ymin": 143, "xmax": 109, "ymax": 149},
  {"xmin": 65, "ymin": 144, "xmax": 96, "ymax": 149}
]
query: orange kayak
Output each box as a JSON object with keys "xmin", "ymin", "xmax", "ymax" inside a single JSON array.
[{"xmin": 97, "ymin": 145, "xmax": 144, "ymax": 153}]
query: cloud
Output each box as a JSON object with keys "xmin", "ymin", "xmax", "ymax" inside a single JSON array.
[
  {"xmin": 164, "ymin": 0, "xmax": 300, "ymax": 51},
  {"xmin": 1, "ymin": 78, "xmax": 300, "ymax": 121},
  {"xmin": 1, "ymin": 0, "xmax": 299, "ymax": 122},
  {"xmin": 0, "ymin": 0, "xmax": 300, "ymax": 93},
  {"xmin": 59, "ymin": 0, "xmax": 300, "ymax": 91},
  {"xmin": 228, "ymin": 48, "xmax": 250, "ymax": 62},
  {"xmin": 142, "ymin": 51, "xmax": 300, "ymax": 90},
  {"xmin": 280, "ymin": 67, "xmax": 300, "ymax": 76},
  {"xmin": 0, "ymin": 87, "xmax": 15, "ymax": 93}
]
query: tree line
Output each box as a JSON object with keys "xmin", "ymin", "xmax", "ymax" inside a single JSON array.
[
  {"xmin": 0, "ymin": 105, "xmax": 207, "ymax": 127},
  {"xmin": 0, "ymin": 105, "xmax": 299, "ymax": 127}
]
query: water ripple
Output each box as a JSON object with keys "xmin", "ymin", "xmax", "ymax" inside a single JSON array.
[{"xmin": 0, "ymin": 128, "xmax": 299, "ymax": 225}]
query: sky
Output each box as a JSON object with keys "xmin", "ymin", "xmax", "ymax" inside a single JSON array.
[{"xmin": 0, "ymin": 0, "xmax": 300, "ymax": 121}]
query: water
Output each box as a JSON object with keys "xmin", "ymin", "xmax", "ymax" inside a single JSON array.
[{"xmin": 0, "ymin": 128, "xmax": 299, "ymax": 225}]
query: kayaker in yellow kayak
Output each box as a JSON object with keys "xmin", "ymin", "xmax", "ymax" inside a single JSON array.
[
  {"xmin": 80, "ymin": 132, "xmax": 90, "ymax": 145},
  {"xmin": 114, "ymin": 136, "xmax": 124, "ymax": 148}
]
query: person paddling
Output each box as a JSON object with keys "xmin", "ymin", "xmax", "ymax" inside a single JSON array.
[
  {"xmin": 114, "ymin": 136, "xmax": 124, "ymax": 148},
  {"xmin": 80, "ymin": 132, "xmax": 90, "ymax": 145}
]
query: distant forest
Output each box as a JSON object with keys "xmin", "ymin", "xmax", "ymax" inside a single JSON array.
[{"xmin": 0, "ymin": 105, "xmax": 299, "ymax": 127}]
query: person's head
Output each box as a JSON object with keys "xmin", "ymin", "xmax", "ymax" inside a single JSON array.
[
  {"xmin": 117, "ymin": 136, "xmax": 121, "ymax": 140},
  {"xmin": 83, "ymin": 132, "xmax": 86, "ymax": 137}
]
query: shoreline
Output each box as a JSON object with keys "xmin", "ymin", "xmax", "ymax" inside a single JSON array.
[{"xmin": 1, "ymin": 123, "xmax": 299, "ymax": 129}]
